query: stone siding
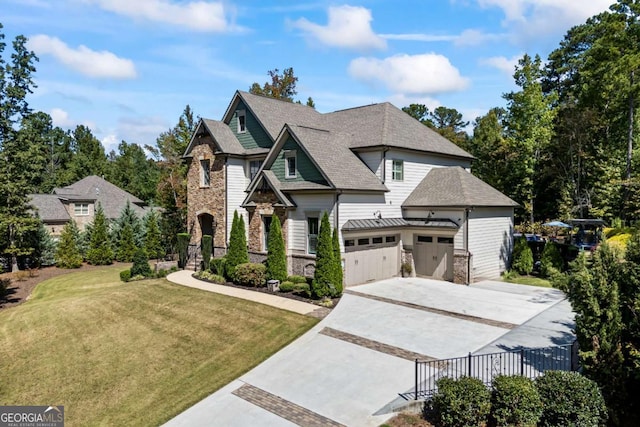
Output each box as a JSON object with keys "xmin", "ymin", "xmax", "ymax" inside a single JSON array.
[
  {"xmin": 453, "ymin": 250, "xmax": 471, "ymax": 284},
  {"xmin": 186, "ymin": 140, "xmax": 226, "ymax": 249},
  {"xmin": 246, "ymin": 190, "xmax": 288, "ymax": 254}
]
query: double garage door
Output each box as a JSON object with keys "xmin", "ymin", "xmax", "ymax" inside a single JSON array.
[
  {"xmin": 343, "ymin": 235, "xmax": 400, "ymax": 286},
  {"xmin": 414, "ymin": 235, "xmax": 454, "ymax": 281}
]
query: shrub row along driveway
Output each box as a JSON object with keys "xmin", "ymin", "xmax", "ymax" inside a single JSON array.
[{"xmin": 165, "ymin": 275, "xmax": 574, "ymax": 427}]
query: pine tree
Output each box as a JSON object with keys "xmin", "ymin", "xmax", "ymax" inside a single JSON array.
[
  {"xmin": 116, "ymin": 222, "xmax": 136, "ymax": 262},
  {"xmin": 144, "ymin": 211, "xmax": 163, "ymax": 260},
  {"xmin": 130, "ymin": 247, "xmax": 152, "ymax": 278},
  {"xmin": 201, "ymin": 235, "xmax": 212, "ymax": 271},
  {"xmin": 112, "ymin": 200, "xmax": 143, "ymax": 248},
  {"xmin": 540, "ymin": 241, "xmax": 563, "ymax": 277},
  {"xmin": 55, "ymin": 221, "xmax": 82, "ymax": 269},
  {"xmin": 312, "ymin": 212, "xmax": 334, "ymax": 298},
  {"xmin": 266, "ymin": 215, "xmax": 287, "ymax": 282},
  {"xmin": 86, "ymin": 204, "xmax": 114, "ymax": 265},
  {"xmin": 332, "ymin": 227, "xmax": 343, "ymax": 296},
  {"xmin": 29, "ymin": 219, "xmax": 56, "ymax": 267},
  {"xmin": 226, "ymin": 211, "xmax": 249, "ymax": 279},
  {"xmin": 511, "ymin": 236, "xmax": 533, "ymax": 274}
]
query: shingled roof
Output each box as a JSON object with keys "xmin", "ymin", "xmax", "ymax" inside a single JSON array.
[
  {"xmin": 53, "ymin": 175, "xmax": 149, "ymax": 219},
  {"xmin": 403, "ymin": 166, "xmax": 519, "ymax": 208},
  {"xmin": 29, "ymin": 194, "xmax": 71, "ymax": 222}
]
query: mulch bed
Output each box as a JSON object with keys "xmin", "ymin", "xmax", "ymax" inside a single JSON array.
[
  {"xmin": 0, "ymin": 263, "xmax": 128, "ymax": 311},
  {"xmin": 190, "ymin": 272, "xmax": 341, "ymax": 309}
]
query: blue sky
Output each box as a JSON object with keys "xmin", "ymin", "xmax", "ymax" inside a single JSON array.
[{"xmin": 4, "ymin": 0, "xmax": 612, "ymax": 154}]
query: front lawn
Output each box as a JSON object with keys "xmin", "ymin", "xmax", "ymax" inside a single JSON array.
[
  {"xmin": 503, "ymin": 274, "xmax": 552, "ymax": 288},
  {"xmin": 0, "ymin": 266, "xmax": 318, "ymax": 426}
]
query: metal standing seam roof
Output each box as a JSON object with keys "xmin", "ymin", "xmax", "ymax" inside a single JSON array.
[
  {"xmin": 403, "ymin": 166, "xmax": 519, "ymax": 208},
  {"xmin": 342, "ymin": 217, "xmax": 459, "ymax": 231}
]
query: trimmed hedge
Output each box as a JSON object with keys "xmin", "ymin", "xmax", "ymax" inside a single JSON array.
[
  {"xmin": 287, "ymin": 275, "xmax": 308, "ymax": 284},
  {"xmin": 119, "ymin": 269, "xmax": 131, "ymax": 282},
  {"xmin": 201, "ymin": 235, "xmax": 212, "ymax": 272},
  {"xmin": 491, "ymin": 375, "xmax": 541, "ymax": 426},
  {"xmin": 177, "ymin": 233, "xmax": 190, "ymax": 268},
  {"xmin": 279, "ymin": 281, "xmax": 295, "ymax": 292},
  {"xmin": 232, "ymin": 263, "xmax": 266, "ymax": 287},
  {"xmin": 431, "ymin": 376, "xmax": 490, "ymax": 427},
  {"xmin": 535, "ymin": 371, "xmax": 607, "ymax": 427}
]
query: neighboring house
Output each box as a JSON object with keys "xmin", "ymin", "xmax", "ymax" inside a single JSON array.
[
  {"xmin": 30, "ymin": 175, "xmax": 151, "ymax": 236},
  {"xmin": 184, "ymin": 91, "xmax": 518, "ymax": 285}
]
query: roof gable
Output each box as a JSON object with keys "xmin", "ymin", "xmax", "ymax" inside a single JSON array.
[
  {"xmin": 184, "ymin": 119, "xmax": 245, "ymax": 157},
  {"xmin": 402, "ymin": 166, "xmax": 519, "ymax": 208}
]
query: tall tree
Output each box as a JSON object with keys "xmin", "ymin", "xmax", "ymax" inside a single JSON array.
[
  {"xmin": 332, "ymin": 228, "xmax": 343, "ymax": 296},
  {"xmin": 250, "ymin": 67, "xmax": 298, "ymax": 102},
  {"xmin": 107, "ymin": 140, "xmax": 159, "ymax": 202},
  {"xmin": 0, "ymin": 25, "xmax": 39, "ymax": 271},
  {"xmin": 226, "ymin": 211, "xmax": 248, "ymax": 279},
  {"xmin": 143, "ymin": 211, "xmax": 163, "ymax": 260},
  {"xmin": 266, "ymin": 215, "xmax": 287, "ymax": 282},
  {"xmin": 86, "ymin": 204, "xmax": 113, "ymax": 265},
  {"xmin": 68, "ymin": 125, "xmax": 108, "ymax": 181},
  {"xmin": 503, "ymin": 54, "xmax": 557, "ymax": 223},
  {"xmin": 312, "ymin": 212, "xmax": 334, "ymax": 299},
  {"xmin": 55, "ymin": 220, "xmax": 82, "ymax": 269},
  {"xmin": 469, "ymin": 108, "xmax": 511, "ymax": 196}
]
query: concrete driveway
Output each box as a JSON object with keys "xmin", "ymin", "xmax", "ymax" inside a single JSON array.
[{"xmin": 165, "ymin": 277, "xmax": 574, "ymax": 427}]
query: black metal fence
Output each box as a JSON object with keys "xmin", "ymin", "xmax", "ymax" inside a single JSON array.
[{"xmin": 405, "ymin": 342, "xmax": 579, "ymax": 400}]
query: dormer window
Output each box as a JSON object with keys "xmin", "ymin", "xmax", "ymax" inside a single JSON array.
[
  {"xmin": 285, "ymin": 151, "xmax": 297, "ymax": 179},
  {"xmin": 237, "ymin": 110, "xmax": 246, "ymax": 133}
]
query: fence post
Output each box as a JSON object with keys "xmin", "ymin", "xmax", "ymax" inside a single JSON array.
[
  {"xmin": 468, "ymin": 352, "xmax": 472, "ymax": 376},
  {"xmin": 415, "ymin": 359, "xmax": 418, "ymax": 400},
  {"xmin": 520, "ymin": 348, "xmax": 524, "ymax": 376}
]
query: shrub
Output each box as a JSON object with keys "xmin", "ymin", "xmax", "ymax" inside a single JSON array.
[
  {"xmin": 130, "ymin": 248, "xmax": 152, "ymax": 278},
  {"xmin": 201, "ymin": 235, "xmax": 212, "ymax": 272},
  {"xmin": 279, "ymin": 281, "xmax": 295, "ymax": 292},
  {"xmin": 512, "ymin": 236, "xmax": 533, "ymax": 275},
  {"xmin": 176, "ymin": 233, "xmax": 190, "ymax": 268},
  {"xmin": 232, "ymin": 263, "xmax": 266, "ymax": 287},
  {"xmin": 86, "ymin": 204, "xmax": 114, "ymax": 265},
  {"xmin": 211, "ymin": 257, "xmax": 227, "ymax": 277},
  {"xmin": 287, "ymin": 275, "xmax": 307, "ymax": 284},
  {"xmin": 292, "ymin": 282, "xmax": 310, "ymax": 297},
  {"xmin": 266, "ymin": 215, "xmax": 287, "ymax": 282},
  {"xmin": 55, "ymin": 220, "xmax": 83, "ymax": 269},
  {"xmin": 312, "ymin": 212, "xmax": 334, "ymax": 298},
  {"xmin": 332, "ymin": 227, "xmax": 343, "ymax": 296},
  {"xmin": 431, "ymin": 376, "xmax": 490, "ymax": 427},
  {"xmin": 0, "ymin": 278, "xmax": 11, "ymax": 297},
  {"xmin": 120, "ymin": 269, "xmax": 132, "ymax": 282},
  {"xmin": 155, "ymin": 269, "xmax": 168, "ymax": 278},
  {"xmin": 195, "ymin": 270, "xmax": 225, "ymax": 284},
  {"xmin": 540, "ymin": 242, "xmax": 563, "ymax": 277},
  {"xmin": 490, "ymin": 375, "xmax": 542, "ymax": 427},
  {"xmin": 535, "ymin": 371, "xmax": 607, "ymax": 427},
  {"xmin": 226, "ymin": 211, "xmax": 249, "ymax": 279}
]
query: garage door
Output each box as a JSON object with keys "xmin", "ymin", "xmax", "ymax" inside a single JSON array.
[
  {"xmin": 343, "ymin": 235, "xmax": 400, "ymax": 286},
  {"xmin": 414, "ymin": 235, "xmax": 453, "ymax": 281}
]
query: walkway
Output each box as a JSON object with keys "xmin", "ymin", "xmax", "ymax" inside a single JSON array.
[{"xmin": 164, "ymin": 276, "xmax": 575, "ymax": 427}]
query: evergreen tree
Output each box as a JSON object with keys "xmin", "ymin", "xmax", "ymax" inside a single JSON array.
[
  {"xmin": 332, "ymin": 227, "xmax": 343, "ymax": 296},
  {"xmin": 112, "ymin": 200, "xmax": 143, "ymax": 248},
  {"xmin": 511, "ymin": 236, "xmax": 533, "ymax": 275},
  {"xmin": 312, "ymin": 212, "xmax": 334, "ymax": 298},
  {"xmin": 32, "ymin": 220, "xmax": 56, "ymax": 267},
  {"xmin": 116, "ymin": 222, "xmax": 136, "ymax": 262},
  {"xmin": 540, "ymin": 241, "xmax": 564, "ymax": 277},
  {"xmin": 130, "ymin": 247, "xmax": 152, "ymax": 278},
  {"xmin": 226, "ymin": 211, "xmax": 248, "ymax": 278},
  {"xmin": 55, "ymin": 220, "xmax": 82, "ymax": 269},
  {"xmin": 143, "ymin": 211, "xmax": 163, "ymax": 260},
  {"xmin": 266, "ymin": 215, "xmax": 287, "ymax": 282},
  {"xmin": 201, "ymin": 235, "xmax": 212, "ymax": 271},
  {"xmin": 86, "ymin": 204, "xmax": 113, "ymax": 265}
]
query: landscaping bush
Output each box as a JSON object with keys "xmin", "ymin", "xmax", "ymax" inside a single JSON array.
[
  {"xmin": 332, "ymin": 227, "xmax": 343, "ymax": 296},
  {"xmin": 130, "ymin": 248, "xmax": 152, "ymax": 278},
  {"xmin": 540, "ymin": 242, "xmax": 563, "ymax": 277},
  {"xmin": 490, "ymin": 375, "xmax": 542, "ymax": 427},
  {"xmin": 226, "ymin": 211, "xmax": 249, "ymax": 279},
  {"xmin": 431, "ymin": 376, "xmax": 490, "ymax": 427},
  {"xmin": 292, "ymin": 282, "xmax": 310, "ymax": 297},
  {"xmin": 176, "ymin": 233, "xmax": 190, "ymax": 269},
  {"xmin": 201, "ymin": 235, "xmax": 212, "ymax": 272},
  {"xmin": 266, "ymin": 215, "xmax": 287, "ymax": 282},
  {"xmin": 195, "ymin": 270, "xmax": 226, "ymax": 284},
  {"xmin": 232, "ymin": 263, "xmax": 266, "ymax": 287},
  {"xmin": 155, "ymin": 269, "xmax": 168, "ymax": 278},
  {"xmin": 120, "ymin": 269, "xmax": 132, "ymax": 282},
  {"xmin": 287, "ymin": 275, "xmax": 307, "ymax": 284},
  {"xmin": 211, "ymin": 257, "xmax": 227, "ymax": 277},
  {"xmin": 56, "ymin": 220, "xmax": 83, "ymax": 269},
  {"xmin": 279, "ymin": 281, "xmax": 295, "ymax": 292},
  {"xmin": 535, "ymin": 371, "xmax": 607, "ymax": 427},
  {"xmin": 0, "ymin": 278, "xmax": 10, "ymax": 297},
  {"xmin": 512, "ymin": 236, "xmax": 533, "ymax": 275},
  {"xmin": 86, "ymin": 204, "xmax": 114, "ymax": 265},
  {"xmin": 312, "ymin": 212, "xmax": 334, "ymax": 298}
]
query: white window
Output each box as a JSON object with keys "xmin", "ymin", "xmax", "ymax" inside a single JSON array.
[
  {"xmin": 307, "ymin": 217, "xmax": 319, "ymax": 254},
  {"xmin": 285, "ymin": 151, "xmax": 297, "ymax": 179},
  {"xmin": 200, "ymin": 159, "xmax": 210, "ymax": 187},
  {"xmin": 263, "ymin": 216, "xmax": 272, "ymax": 251},
  {"xmin": 74, "ymin": 203, "xmax": 89, "ymax": 216},
  {"xmin": 392, "ymin": 159, "xmax": 403, "ymax": 181},
  {"xmin": 249, "ymin": 160, "xmax": 262, "ymax": 180},
  {"xmin": 237, "ymin": 110, "xmax": 246, "ymax": 133}
]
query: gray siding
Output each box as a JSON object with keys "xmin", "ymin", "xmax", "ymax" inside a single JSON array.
[
  {"xmin": 229, "ymin": 100, "xmax": 272, "ymax": 150},
  {"xmin": 271, "ymin": 136, "xmax": 327, "ymax": 184},
  {"xmin": 468, "ymin": 207, "xmax": 514, "ymax": 280}
]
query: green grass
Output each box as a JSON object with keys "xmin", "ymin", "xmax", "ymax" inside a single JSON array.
[
  {"xmin": 503, "ymin": 274, "xmax": 552, "ymax": 288},
  {"xmin": 0, "ymin": 266, "xmax": 318, "ymax": 426}
]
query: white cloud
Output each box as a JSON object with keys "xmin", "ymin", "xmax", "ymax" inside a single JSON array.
[
  {"xmin": 477, "ymin": 0, "xmax": 611, "ymax": 43},
  {"xmin": 50, "ymin": 108, "xmax": 96, "ymax": 130},
  {"xmin": 380, "ymin": 29, "xmax": 505, "ymax": 46},
  {"xmin": 117, "ymin": 116, "xmax": 169, "ymax": 146},
  {"xmin": 28, "ymin": 35, "xmax": 137, "ymax": 79},
  {"xmin": 291, "ymin": 5, "xmax": 386, "ymax": 51},
  {"xmin": 86, "ymin": 0, "xmax": 233, "ymax": 32},
  {"xmin": 480, "ymin": 55, "xmax": 521, "ymax": 76},
  {"xmin": 348, "ymin": 53, "xmax": 469, "ymax": 95}
]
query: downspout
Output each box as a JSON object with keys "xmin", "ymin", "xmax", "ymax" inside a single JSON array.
[
  {"xmin": 382, "ymin": 148, "xmax": 389, "ymax": 183},
  {"xmin": 224, "ymin": 156, "xmax": 228, "ymax": 252},
  {"xmin": 465, "ymin": 207, "xmax": 470, "ymax": 285}
]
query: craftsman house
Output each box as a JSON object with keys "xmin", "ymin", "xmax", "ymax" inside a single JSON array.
[
  {"xmin": 184, "ymin": 91, "xmax": 518, "ymax": 285},
  {"xmin": 29, "ymin": 175, "xmax": 152, "ymax": 236}
]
